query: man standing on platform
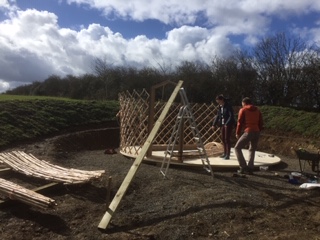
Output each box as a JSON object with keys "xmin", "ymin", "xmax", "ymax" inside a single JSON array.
[{"xmin": 235, "ymin": 97, "xmax": 263, "ymax": 174}]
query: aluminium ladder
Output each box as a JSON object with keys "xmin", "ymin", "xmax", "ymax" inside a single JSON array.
[{"xmin": 160, "ymin": 88, "xmax": 214, "ymax": 178}]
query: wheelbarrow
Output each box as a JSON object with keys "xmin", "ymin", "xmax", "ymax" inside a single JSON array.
[{"xmin": 294, "ymin": 148, "xmax": 320, "ymax": 176}]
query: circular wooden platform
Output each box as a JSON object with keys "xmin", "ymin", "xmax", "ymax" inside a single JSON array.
[{"xmin": 120, "ymin": 147, "xmax": 281, "ymax": 169}]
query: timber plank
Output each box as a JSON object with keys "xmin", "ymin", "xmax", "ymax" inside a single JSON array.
[{"xmin": 98, "ymin": 80, "xmax": 184, "ymax": 230}]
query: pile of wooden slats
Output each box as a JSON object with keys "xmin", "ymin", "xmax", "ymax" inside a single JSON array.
[
  {"xmin": 0, "ymin": 151, "xmax": 105, "ymax": 184},
  {"xmin": 0, "ymin": 178, "xmax": 56, "ymax": 209}
]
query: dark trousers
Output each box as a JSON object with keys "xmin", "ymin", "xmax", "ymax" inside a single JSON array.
[
  {"xmin": 234, "ymin": 131, "xmax": 260, "ymax": 169},
  {"xmin": 221, "ymin": 125, "xmax": 233, "ymax": 157}
]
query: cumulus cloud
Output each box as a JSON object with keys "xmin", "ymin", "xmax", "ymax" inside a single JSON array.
[
  {"xmin": 67, "ymin": 0, "xmax": 320, "ymax": 30},
  {"xmin": 0, "ymin": 6, "xmax": 238, "ymax": 92},
  {"xmin": 0, "ymin": 0, "xmax": 320, "ymax": 92},
  {"xmin": 0, "ymin": 0, "xmax": 17, "ymax": 11},
  {"xmin": 0, "ymin": 79, "xmax": 10, "ymax": 92}
]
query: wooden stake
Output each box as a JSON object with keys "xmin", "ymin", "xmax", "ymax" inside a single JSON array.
[
  {"xmin": 98, "ymin": 80, "xmax": 184, "ymax": 230},
  {"xmin": 0, "ymin": 168, "xmax": 11, "ymax": 173},
  {"xmin": 106, "ymin": 176, "xmax": 112, "ymax": 208}
]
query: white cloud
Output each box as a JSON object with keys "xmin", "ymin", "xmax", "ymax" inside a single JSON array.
[
  {"xmin": 67, "ymin": 0, "xmax": 203, "ymax": 25},
  {"xmin": 0, "ymin": 79, "xmax": 10, "ymax": 92},
  {"xmin": 0, "ymin": 0, "xmax": 17, "ymax": 11},
  {"xmin": 67, "ymin": 0, "xmax": 320, "ymax": 29},
  {"xmin": 0, "ymin": 0, "xmax": 320, "ymax": 92},
  {"xmin": 0, "ymin": 6, "xmax": 240, "ymax": 92},
  {"xmin": 65, "ymin": 0, "xmax": 320, "ymax": 47}
]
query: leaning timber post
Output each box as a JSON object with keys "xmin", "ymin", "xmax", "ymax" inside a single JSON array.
[{"xmin": 98, "ymin": 80, "xmax": 183, "ymax": 230}]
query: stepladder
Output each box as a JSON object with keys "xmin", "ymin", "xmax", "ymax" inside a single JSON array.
[{"xmin": 160, "ymin": 88, "xmax": 214, "ymax": 178}]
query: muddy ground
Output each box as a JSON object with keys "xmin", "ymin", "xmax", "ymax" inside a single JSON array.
[{"xmin": 0, "ymin": 124, "xmax": 320, "ymax": 240}]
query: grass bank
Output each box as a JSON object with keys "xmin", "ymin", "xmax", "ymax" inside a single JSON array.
[
  {"xmin": 0, "ymin": 95, "xmax": 119, "ymax": 148},
  {"xmin": 0, "ymin": 95, "xmax": 319, "ymax": 149},
  {"xmin": 260, "ymin": 105, "xmax": 320, "ymax": 139}
]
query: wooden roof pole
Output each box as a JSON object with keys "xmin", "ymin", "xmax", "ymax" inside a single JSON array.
[{"xmin": 98, "ymin": 80, "xmax": 183, "ymax": 230}]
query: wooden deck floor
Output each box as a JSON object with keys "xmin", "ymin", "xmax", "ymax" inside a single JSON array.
[{"xmin": 121, "ymin": 147, "xmax": 281, "ymax": 169}]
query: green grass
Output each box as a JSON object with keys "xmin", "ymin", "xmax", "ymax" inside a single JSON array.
[
  {"xmin": 0, "ymin": 94, "xmax": 79, "ymax": 101},
  {"xmin": 0, "ymin": 95, "xmax": 319, "ymax": 149},
  {"xmin": 260, "ymin": 106, "xmax": 320, "ymax": 138},
  {"xmin": 0, "ymin": 95, "xmax": 119, "ymax": 148}
]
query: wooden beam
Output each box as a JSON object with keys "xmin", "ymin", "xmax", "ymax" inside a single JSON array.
[
  {"xmin": 98, "ymin": 80, "xmax": 184, "ymax": 230},
  {"xmin": 0, "ymin": 168, "xmax": 11, "ymax": 173},
  {"xmin": 31, "ymin": 182, "xmax": 59, "ymax": 192},
  {"xmin": 0, "ymin": 182, "xmax": 59, "ymax": 205}
]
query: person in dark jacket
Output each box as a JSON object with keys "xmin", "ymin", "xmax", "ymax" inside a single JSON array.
[
  {"xmin": 235, "ymin": 97, "xmax": 263, "ymax": 174},
  {"xmin": 212, "ymin": 94, "xmax": 236, "ymax": 160}
]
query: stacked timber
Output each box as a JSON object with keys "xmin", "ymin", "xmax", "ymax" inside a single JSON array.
[
  {"xmin": 0, "ymin": 151, "xmax": 105, "ymax": 184},
  {"xmin": 0, "ymin": 178, "xmax": 56, "ymax": 209}
]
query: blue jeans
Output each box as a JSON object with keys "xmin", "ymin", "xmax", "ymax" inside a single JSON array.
[{"xmin": 234, "ymin": 132, "xmax": 260, "ymax": 169}]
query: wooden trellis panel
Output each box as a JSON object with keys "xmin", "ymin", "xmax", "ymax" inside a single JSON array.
[
  {"xmin": 154, "ymin": 102, "xmax": 181, "ymax": 144},
  {"xmin": 118, "ymin": 87, "xmax": 222, "ymax": 156},
  {"xmin": 118, "ymin": 89, "xmax": 150, "ymax": 155},
  {"xmin": 192, "ymin": 103, "xmax": 222, "ymax": 145}
]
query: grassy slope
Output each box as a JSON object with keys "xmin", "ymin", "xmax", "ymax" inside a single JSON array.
[
  {"xmin": 0, "ymin": 95, "xmax": 119, "ymax": 148},
  {"xmin": 0, "ymin": 95, "xmax": 319, "ymax": 149},
  {"xmin": 260, "ymin": 105, "xmax": 320, "ymax": 139}
]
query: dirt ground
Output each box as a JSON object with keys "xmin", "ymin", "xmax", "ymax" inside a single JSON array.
[{"xmin": 1, "ymin": 124, "xmax": 320, "ymax": 240}]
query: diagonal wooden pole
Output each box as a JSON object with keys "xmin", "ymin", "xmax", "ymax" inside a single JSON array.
[{"xmin": 98, "ymin": 80, "xmax": 184, "ymax": 230}]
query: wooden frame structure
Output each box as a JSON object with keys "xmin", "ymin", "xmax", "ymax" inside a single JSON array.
[
  {"xmin": 117, "ymin": 81, "xmax": 222, "ymax": 161},
  {"xmin": 147, "ymin": 80, "xmax": 177, "ymax": 157}
]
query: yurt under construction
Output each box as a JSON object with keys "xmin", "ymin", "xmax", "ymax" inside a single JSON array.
[{"xmin": 117, "ymin": 81, "xmax": 281, "ymax": 169}]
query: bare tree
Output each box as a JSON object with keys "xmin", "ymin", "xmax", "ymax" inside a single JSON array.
[
  {"xmin": 297, "ymin": 56, "xmax": 320, "ymax": 109},
  {"xmin": 92, "ymin": 57, "xmax": 114, "ymax": 99},
  {"xmin": 151, "ymin": 56, "xmax": 174, "ymax": 79},
  {"xmin": 209, "ymin": 53, "xmax": 256, "ymax": 105},
  {"xmin": 252, "ymin": 32, "xmax": 319, "ymax": 106}
]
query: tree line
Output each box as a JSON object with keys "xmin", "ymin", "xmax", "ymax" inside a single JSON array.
[{"xmin": 5, "ymin": 32, "xmax": 320, "ymax": 111}]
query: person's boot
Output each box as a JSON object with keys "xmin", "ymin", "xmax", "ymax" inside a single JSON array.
[{"xmin": 237, "ymin": 167, "xmax": 253, "ymax": 175}]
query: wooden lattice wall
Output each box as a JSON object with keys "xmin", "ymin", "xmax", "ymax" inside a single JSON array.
[{"xmin": 118, "ymin": 89, "xmax": 221, "ymax": 156}]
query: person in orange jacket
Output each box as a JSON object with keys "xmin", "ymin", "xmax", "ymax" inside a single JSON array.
[{"xmin": 235, "ymin": 97, "xmax": 263, "ymax": 174}]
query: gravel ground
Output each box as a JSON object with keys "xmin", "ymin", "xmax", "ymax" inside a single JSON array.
[{"xmin": 0, "ymin": 126, "xmax": 320, "ymax": 240}]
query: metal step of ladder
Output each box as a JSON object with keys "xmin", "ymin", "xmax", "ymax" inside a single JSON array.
[{"xmin": 160, "ymin": 88, "xmax": 214, "ymax": 178}]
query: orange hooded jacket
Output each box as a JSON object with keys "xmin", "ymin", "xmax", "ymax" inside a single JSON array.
[{"xmin": 236, "ymin": 105, "xmax": 263, "ymax": 136}]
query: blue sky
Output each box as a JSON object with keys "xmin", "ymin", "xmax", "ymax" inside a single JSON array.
[
  {"xmin": 15, "ymin": 0, "xmax": 171, "ymax": 39},
  {"xmin": 0, "ymin": 0, "xmax": 320, "ymax": 92}
]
